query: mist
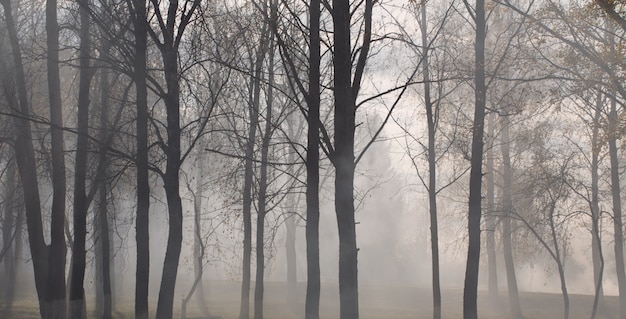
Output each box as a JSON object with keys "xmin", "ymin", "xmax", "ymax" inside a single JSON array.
[{"xmin": 1, "ymin": 0, "xmax": 626, "ymax": 317}]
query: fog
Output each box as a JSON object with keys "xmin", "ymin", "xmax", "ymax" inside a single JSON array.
[{"xmin": 1, "ymin": 0, "xmax": 626, "ymax": 317}]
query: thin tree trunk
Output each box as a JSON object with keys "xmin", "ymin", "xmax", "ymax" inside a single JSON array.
[
  {"xmin": 419, "ymin": 3, "xmax": 441, "ymax": 318},
  {"xmin": 305, "ymin": 0, "xmax": 321, "ymax": 314},
  {"xmin": 254, "ymin": 33, "xmax": 275, "ymax": 319},
  {"xmin": 181, "ymin": 151, "xmax": 210, "ymax": 319},
  {"xmin": 500, "ymin": 113, "xmax": 523, "ymax": 319},
  {"xmin": 131, "ymin": 0, "xmax": 150, "ymax": 316},
  {"xmin": 549, "ymin": 203, "xmax": 569, "ymax": 319},
  {"xmin": 69, "ymin": 0, "xmax": 93, "ymax": 316},
  {"xmin": 193, "ymin": 153, "xmax": 210, "ymax": 317},
  {"xmin": 2, "ymin": 157, "xmax": 17, "ymax": 317},
  {"xmin": 463, "ymin": 0, "xmax": 486, "ymax": 316},
  {"xmin": 590, "ymin": 92, "xmax": 604, "ymax": 319},
  {"xmin": 609, "ymin": 96, "xmax": 626, "ymax": 319},
  {"xmin": 240, "ymin": 21, "xmax": 269, "ymax": 319},
  {"xmin": 486, "ymin": 113, "xmax": 498, "ymax": 301}
]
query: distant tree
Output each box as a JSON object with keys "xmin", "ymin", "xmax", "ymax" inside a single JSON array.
[{"xmin": 517, "ymin": 148, "xmax": 574, "ymax": 319}]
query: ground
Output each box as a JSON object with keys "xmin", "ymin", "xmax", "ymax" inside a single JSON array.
[{"xmin": 1, "ymin": 281, "xmax": 620, "ymax": 318}]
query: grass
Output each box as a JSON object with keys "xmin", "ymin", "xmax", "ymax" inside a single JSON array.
[{"xmin": 2, "ymin": 281, "xmax": 621, "ymax": 318}]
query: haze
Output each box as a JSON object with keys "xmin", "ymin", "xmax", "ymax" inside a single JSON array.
[{"xmin": 0, "ymin": 0, "xmax": 625, "ymax": 318}]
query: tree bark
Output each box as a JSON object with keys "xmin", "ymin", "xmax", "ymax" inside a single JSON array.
[
  {"xmin": 155, "ymin": 39, "xmax": 184, "ymax": 319},
  {"xmin": 333, "ymin": 0, "xmax": 359, "ymax": 313},
  {"xmin": 46, "ymin": 0, "xmax": 68, "ymax": 314},
  {"xmin": 95, "ymin": 56, "xmax": 113, "ymax": 319},
  {"xmin": 500, "ymin": 113, "xmax": 523, "ymax": 319},
  {"xmin": 131, "ymin": 0, "xmax": 150, "ymax": 316},
  {"xmin": 69, "ymin": 0, "xmax": 93, "ymax": 316},
  {"xmin": 463, "ymin": 0, "xmax": 486, "ymax": 316},
  {"xmin": 1, "ymin": 0, "xmax": 66, "ymax": 316},
  {"xmin": 305, "ymin": 0, "xmax": 321, "ymax": 315},
  {"xmin": 332, "ymin": 0, "xmax": 372, "ymax": 316}
]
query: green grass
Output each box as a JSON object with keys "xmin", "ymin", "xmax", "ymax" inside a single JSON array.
[{"xmin": 1, "ymin": 281, "xmax": 621, "ymax": 318}]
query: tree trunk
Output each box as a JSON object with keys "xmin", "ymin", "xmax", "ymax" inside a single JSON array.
[
  {"xmin": 486, "ymin": 113, "xmax": 498, "ymax": 301},
  {"xmin": 305, "ymin": 0, "xmax": 321, "ymax": 315},
  {"xmin": 181, "ymin": 151, "xmax": 210, "ymax": 319},
  {"xmin": 463, "ymin": 0, "xmax": 486, "ymax": 316},
  {"xmin": 46, "ymin": 0, "xmax": 68, "ymax": 313},
  {"xmin": 131, "ymin": 0, "xmax": 150, "ymax": 316},
  {"xmin": 331, "ymin": 0, "xmax": 372, "ymax": 316},
  {"xmin": 240, "ymin": 21, "xmax": 269, "ymax": 319},
  {"xmin": 155, "ymin": 41, "xmax": 184, "ymax": 319},
  {"xmin": 419, "ymin": 3, "xmax": 441, "ymax": 318},
  {"xmin": 549, "ymin": 203, "xmax": 569, "ymax": 319},
  {"xmin": 609, "ymin": 96, "xmax": 626, "ymax": 319},
  {"xmin": 2, "ymin": 157, "xmax": 17, "ymax": 317},
  {"xmin": 69, "ymin": 0, "xmax": 93, "ymax": 316},
  {"xmin": 96, "ymin": 58, "xmax": 113, "ymax": 319},
  {"xmin": 193, "ymin": 153, "xmax": 210, "ymax": 317},
  {"xmin": 500, "ymin": 113, "xmax": 523, "ymax": 319},
  {"xmin": 2, "ymin": 0, "xmax": 66, "ymax": 316},
  {"xmin": 590, "ymin": 92, "xmax": 605, "ymax": 319},
  {"xmin": 333, "ymin": 0, "xmax": 358, "ymax": 312},
  {"xmin": 254, "ymin": 33, "xmax": 275, "ymax": 319}
]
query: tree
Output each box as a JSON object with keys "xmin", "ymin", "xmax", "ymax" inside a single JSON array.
[
  {"xmin": 305, "ymin": 0, "xmax": 321, "ymax": 314},
  {"xmin": 462, "ymin": 0, "xmax": 486, "ymax": 317},
  {"xmin": 148, "ymin": 0, "xmax": 203, "ymax": 315},
  {"xmin": 239, "ymin": 14, "xmax": 270, "ymax": 319},
  {"xmin": 69, "ymin": 0, "xmax": 94, "ymax": 316},
  {"xmin": 0, "ymin": 0, "xmax": 67, "ymax": 316},
  {"xmin": 128, "ymin": 0, "xmax": 150, "ymax": 315}
]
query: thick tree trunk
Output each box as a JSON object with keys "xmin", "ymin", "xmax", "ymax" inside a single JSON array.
[
  {"xmin": 2, "ymin": 0, "xmax": 66, "ymax": 317},
  {"xmin": 46, "ymin": 0, "xmax": 68, "ymax": 314},
  {"xmin": 132, "ymin": 0, "xmax": 150, "ymax": 316},
  {"xmin": 305, "ymin": 0, "xmax": 321, "ymax": 315},
  {"xmin": 500, "ymin": 113, "xmax": 523, "ymax": 319},
  {"xmin": 333, "ymin": 0, "xmax": 359, "ymax": 313},
  {"xmin": 419, "ymin": 3, "xmax": 441, "ymax": 318},
  {"xmin": 95, "ymin": 60, "xmax": 113, "ymax": 319},
  {"xmin": 486, "ymin": 113, "xmax": 498, "ymax": 301},
  {"xmin": 463, "ymin": 0, "xmax": 486, "ymax": 316},
  {"xmin": 155, "ymin": 42, "xmax": 184, "ymax": 319},
  {"xmin": 69, "ymin": 0, "xmax": 92, "ymax": 316}
]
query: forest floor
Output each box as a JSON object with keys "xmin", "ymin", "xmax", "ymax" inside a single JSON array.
[{"xmin": 2, "ymin": 280, "xmax": 620, "ymax": 318}]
